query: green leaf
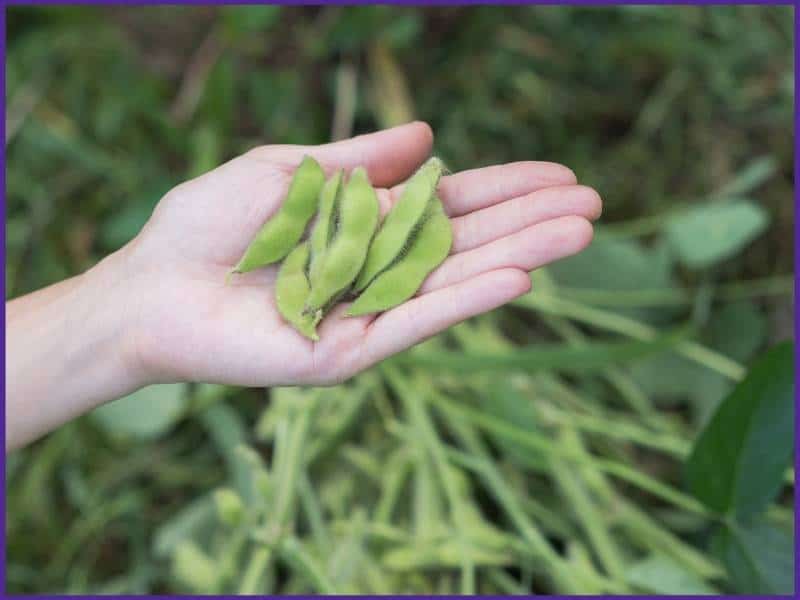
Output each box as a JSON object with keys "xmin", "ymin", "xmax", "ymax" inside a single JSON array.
[
  {"xmin": 91, "ymin": 384, "xmax": 187, "ymax": 440},
  {"xmin": 665, "ymin": 200, "xmax": 769, "ymax": 269},
  {"xmin": 712, "ymin": 520, "xmax": 794, "ymax": 594},
  {"xmin": 548, "ymin": 237, "xmax": 678, "ymax": 323},
  {"xmin": 627, "ymin": 553, "xmax": 717, "ymax": 594},
  {"xmin": 685, "ymin": 342, "xmax": 794, "ymax": 519},
  {"xmin": 549, "ymin": 237, "xmax": 675, "ymax": 293},
  {"xmin": 712, "ymin": 156, "xmax": 777, "ymax": 199}
]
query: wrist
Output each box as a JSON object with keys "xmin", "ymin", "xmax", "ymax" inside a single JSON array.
[
  {"xmin": 80, "ymin": 245, "xmax": 154, "ymax": 391},
  {"xmin": 5, "ymin": 246, "xmax": 152, "ymax": 450}
]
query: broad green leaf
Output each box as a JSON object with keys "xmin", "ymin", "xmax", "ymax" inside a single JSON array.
[
  {"xmin": 712, "ymin": 520, "xmax": 794, "ymax": 594},
  {"xmin": 627, "ymin": 553, "xmax": 717, "ymax": 594},
  {"xmin": 685, "ymin": 342, "xmax": 794, "ymax": 519},
  {"xmin": 712, "ymin": 156, "xmax": 777, "ymax": 199},
  {"xmin": 548, "ymin": 237, "xmax": 677, "ymax": 323},
  {"xmin": 665, "ymin": 200, "xmax": 769, "ymax": 269},
  {"xmin": 91, "ymin": 384, "xmax": 187, "ymax": 440},
  {"xmin": 549, "ymin": 237, "xmax": 675, "ymax": 293}
]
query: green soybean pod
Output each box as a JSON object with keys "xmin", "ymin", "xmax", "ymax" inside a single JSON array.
[
  {"xmin": 347, "ymin": 197, "xmax": 451, "ymax": 317},
  {"xmin": 230, "ymin": 155, "xmax": 325, "ymax": 275},
  {"xmin": 353, "ymin": 157, "xmax": 445, "ymax": 291},
  {"xmin": 275, "ymin": 242, "xmax": 320, "ymax": 341},
  {"xmin": 305, "ymin": 167, "xmax": 379, "ymax": 313},
  {"xmin": 308, "ymin": 169, "xmax": 343, "ymax": 285}
]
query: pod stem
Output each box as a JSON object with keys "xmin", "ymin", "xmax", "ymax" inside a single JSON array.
[{"xmin": 225, "ymin": 269, "xmax": 239, "ymax": 286}]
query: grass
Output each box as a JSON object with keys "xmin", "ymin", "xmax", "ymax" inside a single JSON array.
[{"xmin": 4, "ymin": 5, "xmax": 795, "ymax": 594}]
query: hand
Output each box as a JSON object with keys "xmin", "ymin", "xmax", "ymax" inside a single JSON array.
[{"xmin": 120, "ymin": 122, "xmax": 601, "ymax": 387}]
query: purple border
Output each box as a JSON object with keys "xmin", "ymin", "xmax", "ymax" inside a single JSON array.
[
  {"xmin": 1, "ymin": 2, "xmax": 7, "ymax": 596},
  {"xmin": 0, "ymin": 0, "xmax": 797, "ymax": 5},
  {"xmin": 794, "ymin": 3, "xmax": 799, "ymax": 598},
  {"xmin": 1, "ymin": 1, "xmax": 797, "ymax": 598}
]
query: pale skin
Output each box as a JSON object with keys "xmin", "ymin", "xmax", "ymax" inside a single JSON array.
[{"xmin": 5, "ymin": 122, "xmax": 601, "ymax": 451}]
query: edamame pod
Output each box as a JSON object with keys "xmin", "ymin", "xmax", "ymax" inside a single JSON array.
[
  {"xmin": 275, "ymin": 242, "xmax": 320, "ymax": 341},
  {"xmin": 305, "ymin": 167, "xmax": 379, "ymax": 313},
  {"xmin": 353, "ymin": 157, "xmax": 445, "ymax": 291},
  {"xmin": 231, "ymin": 155, "xmax": 325, "ymax": 275},
  {"xmin": 308, "ymin": 169, "xmax": 343, "ymax": 285},
  {"xmin": 347, "ymin": 197, "xmax": 452, "ymax": 316}
]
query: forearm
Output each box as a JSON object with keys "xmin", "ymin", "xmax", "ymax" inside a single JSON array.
[{"xmin": 5, "ymin": 250, "xmax": 146, "ymax": 451}]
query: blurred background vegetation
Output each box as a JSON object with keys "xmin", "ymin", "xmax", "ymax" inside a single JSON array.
[{"xmin": 4, "ymin": 5, "xmax": 794, "ymax": 595}]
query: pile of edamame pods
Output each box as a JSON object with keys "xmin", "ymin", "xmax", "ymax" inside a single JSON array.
[{"xmin": 228, "ymin": 156, "xmax": 452, "ymax": 340}]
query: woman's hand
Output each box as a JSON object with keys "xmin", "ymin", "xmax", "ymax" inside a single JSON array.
[
  {"xmin": 123, "ymin": 122, "xmax": 601, "ymax": 387},
  {"xmin": 6, "ymin": 122, "xmax": 601, "ymax": 450}
]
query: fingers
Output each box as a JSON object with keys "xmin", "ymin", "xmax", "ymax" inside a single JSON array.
[
  {"xmin": 429, "ymin": 161, "xmax": 578, "ymax": 217},
  {"xmin": 421, "ymin": 216, "xmax": 594, "ymax": 293},
  {"xmin": 255, "ymin": 121, "xmax": 435, "ymax": 188},
  {"xmin": 451, "ymin": 184, "xmax": 602, "ymax": 253},
  {"xmin": 362, "ymin": 268, "xmax": 532, "ymax": 363}
]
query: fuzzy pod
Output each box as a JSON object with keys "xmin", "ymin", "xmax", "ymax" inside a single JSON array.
[
  {"xmin": 304, "ymin": 167, "xmax": 379, "ymax": 312},
  {"xmin": 212, "ymin": 487, "xmax": 244, "ymax": 527},
  {"xmin": 347, "ymin": 197, "xmax": 452, "ymax": 316},
  {"xmin": 275, "ymin": 242, "xmax": 321, "ymax": 341},
  {"xmin": 231, "ymin": 155, "xmax": 325, "ymax": 274},
  {"xmin": 308, "ymin": 169, "xmax": 343, "ymax": 286},
  {"xmin": 353, "ymin": 156, "xmax": 445, "ymax": 291}
]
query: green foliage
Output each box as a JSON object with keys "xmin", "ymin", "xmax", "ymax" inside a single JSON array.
[
  {"xmin": 91, "ymin": 384, "xmax": 188, "ymax": 440},
  {"xmin": 686, "ymin": 342, "xmax": 794, "ymax": 520},
  {"xmin": 5, "ymin": 5, "xmax": 793, "ymax": 595},
  {"xmin": 627, "ymin": 554, "xmax": 717, "ymax": 595},
  {"xmin": 665, "ymin": 200, "xmax": 770, "ymax": 270},
  {"xmin": 685, "ymin": 342, "xmax": 795, "ymax": 594},
  {"xmin": 711, "ymin": 520, "xmax": 794, "ymax": 594}
]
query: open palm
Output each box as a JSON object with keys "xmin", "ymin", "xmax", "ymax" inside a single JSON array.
[{"xmin": 122, "ymin": 122, "xmax": 601, "ymax": 386}]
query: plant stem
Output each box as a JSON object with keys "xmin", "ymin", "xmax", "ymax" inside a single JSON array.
[
  {"xmin": 277, "ymin": 537, "xmax": 337, "ymax": 594},
  {"xmin": 552, "ymin": 428, "xmax": 628, "ymax": 585},
  {"xmin": 517, "ymin": 294, "xmax": 745, "ymax": 380},
  {"xmin": 553, "ymin": 275, "xmax": 793, "ymax": 308}
]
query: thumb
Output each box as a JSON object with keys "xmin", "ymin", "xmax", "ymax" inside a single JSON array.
[{"xmin": 256, "ymin": 121, "xmax": 434, "ymax": 188}]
